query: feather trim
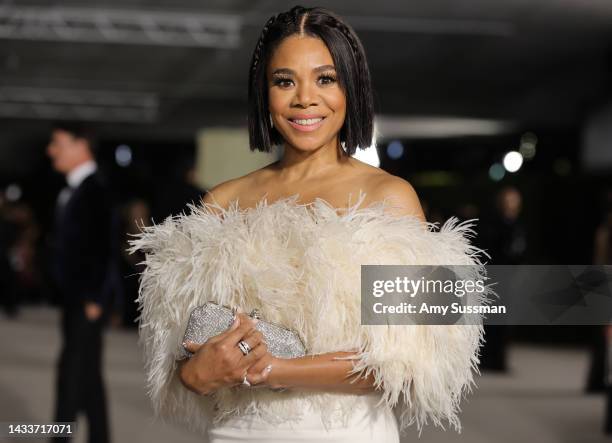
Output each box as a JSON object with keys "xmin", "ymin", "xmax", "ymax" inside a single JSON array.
[{"xmin": 129, "ymin": 191, "xmax": 489, "ymax": 436}]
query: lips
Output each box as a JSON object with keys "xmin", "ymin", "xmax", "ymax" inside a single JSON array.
[{"xmin": 287, "ymin": 115, "xmax": 326, "ymax": 132}]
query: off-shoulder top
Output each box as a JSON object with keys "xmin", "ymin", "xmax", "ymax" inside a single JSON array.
[{"xmin": 129, "ymin": 190, "xmax": 488, "ymax": 438}]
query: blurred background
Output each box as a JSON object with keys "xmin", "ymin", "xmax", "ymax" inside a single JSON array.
[{"xmin": 1, "ymin": 0, "xmax": 612, "ymax": 442}]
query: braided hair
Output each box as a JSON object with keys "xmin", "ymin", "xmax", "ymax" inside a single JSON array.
[{"xmin": 247, "ymin": 6, "xmax": 374, "ymax": 155}]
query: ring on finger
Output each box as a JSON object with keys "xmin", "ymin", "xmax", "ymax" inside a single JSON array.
[{"xmin": 238, "ymin": 340, "xmax": 251, "ymax": 356}]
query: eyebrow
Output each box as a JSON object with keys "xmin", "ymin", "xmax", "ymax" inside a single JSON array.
[{"xmin": 271, "ymin": 65, "xmax": 336, "ymax": 76}]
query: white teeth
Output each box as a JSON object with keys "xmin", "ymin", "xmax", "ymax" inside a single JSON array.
[{"xmin": 293, "ymin": 118, "xmax": 323, "ymax": 125}]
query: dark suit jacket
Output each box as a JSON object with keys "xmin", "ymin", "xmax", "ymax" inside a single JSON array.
[{"xmin": 53, "ymin": 173, "xmax": 113, "ymax": 308}]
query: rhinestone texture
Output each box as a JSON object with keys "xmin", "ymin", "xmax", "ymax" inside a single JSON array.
[{"xmin": 178, "ymin": 302, "xmax": 307, "ymax": 360}]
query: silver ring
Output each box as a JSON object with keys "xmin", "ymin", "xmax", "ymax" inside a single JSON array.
[
  {"xmin": 238, "ymin": 340, "xmax": 251, "ymax": 356},
  {"xmin": 242, "ymin": 372, "xmax": 251, "ymax": 387}
]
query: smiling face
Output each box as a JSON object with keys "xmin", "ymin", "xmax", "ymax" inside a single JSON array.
[{"xmin": 267, "ymin": 35, "xmax": 347, "ymax": 153}]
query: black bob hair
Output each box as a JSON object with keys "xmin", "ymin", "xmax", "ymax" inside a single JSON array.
[
  {"xmin": 247, "ymin": 5, "xmax": 374, "ymax": 155},
  {"xmin": 52, "ymin": 121, "xmax": 99, "ymax": 154}
]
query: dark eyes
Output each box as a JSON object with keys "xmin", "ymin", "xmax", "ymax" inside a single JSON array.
[
  {"xmin": 272, "ymin": 73, "xmax": 337, "ymax": 88},
  {"xmin": 318, "ymin": 74, "xmax": 337, "ymax": 85},
  {"xmin": 272, "ymin": 77, "xmax": 293, "ymax": 88}
]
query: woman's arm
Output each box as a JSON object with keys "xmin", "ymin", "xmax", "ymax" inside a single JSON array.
[
  {"xmin": 372, "ymin": 175, "xmax": 426, "ymax": 221},
  {"xmin": 263, "ymin": 352, "xmax": 380, "ymax": 394}
]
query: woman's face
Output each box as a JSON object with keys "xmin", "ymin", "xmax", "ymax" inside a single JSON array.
[{"xmin": 267, "ymin": 35, "xmax": 346, "ymax": 153}]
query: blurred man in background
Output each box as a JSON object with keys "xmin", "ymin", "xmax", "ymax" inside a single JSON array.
[
  {"xmin": 47, "ymin": 123, "xmax": 112, "ymax": 443},
  {"xmin": 0, "ymin": 191, "xmax": 18, "ymax": 317},
  {"xmin": 479, "ymin": 186, "xmax": 528, "ymax": 372},
  {"xmin": 591, "ymin": 193, "xmax": 612, "ymax": 433}
]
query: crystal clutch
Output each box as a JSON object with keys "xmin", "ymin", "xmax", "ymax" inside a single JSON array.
[{"xmin": 178, "ymin": 302, "xmax": 307, "ymax": 360}]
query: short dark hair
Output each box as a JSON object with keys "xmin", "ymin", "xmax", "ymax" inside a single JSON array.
[
  {"xmin": 52, "ymin": 121, "xmax": 98, "ymax": 154},
  {"xmin": 247, "ymin": 5, "xmax": 374, "ymax": 155}
]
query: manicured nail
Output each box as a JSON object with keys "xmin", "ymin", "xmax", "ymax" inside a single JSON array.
[{"xmin": 261, "ymin": 365, "xmax": 272, "ymax": 376}]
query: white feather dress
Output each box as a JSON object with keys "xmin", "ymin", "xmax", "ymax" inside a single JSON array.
[{"xmin": 129, "ymin": 191, "xmax": 488, "ymax": 442}]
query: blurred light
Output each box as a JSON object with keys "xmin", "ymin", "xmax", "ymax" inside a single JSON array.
[
  {"xmin": 352, "ymin": 146, "xmax": 380, "ymax": 168},
  {"xmin": 553, "ymin": 158, "xmax": 572, "ymax": 176},
  {"xmin": 5, "ymin": 183, "xmax": 22, "ymax": 201},
  {"xmin": 375, "ymin": 115, "xmax": 516, "ymax": 139},
  {"xmin": 503, "ymin": 151, "xmax": 523, "ymax": 173},
  {"xmin": 0, "ymin": 87, "xmax": 159, "ymax": 123},
  {"xmin": 0, "ymin": 6, "xmax": 241, "ymax": 49},
  {"xmin": 386, "ymin": 140, "xmax": 404, "ymax": 159},
  {"xmin": 489, "ymin": 163, "xmax": 505, "ymax": 181},
  {"xmin": 115, "ymin": 144, "xmax": 132, "ymax": 167},
  {"xmin": 519, "ymin": 131, "xmax": 537, "ymax": 160}
]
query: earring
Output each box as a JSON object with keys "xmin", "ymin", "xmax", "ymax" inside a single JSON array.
[{"xmin": 269, "ymin": 113, "xmax": 274, "ymax": 128}]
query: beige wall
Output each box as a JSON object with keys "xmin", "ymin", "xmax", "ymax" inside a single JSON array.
[{"xmin": 195, "ymin": 127, "xmax": 280, "ymax": 191}]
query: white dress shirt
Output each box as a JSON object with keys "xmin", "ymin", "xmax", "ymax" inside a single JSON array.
[
  {"xmin": 67, "ymin": 160, "xmax": 98, "ymax": 189},
  {"xmin": 57, "ymin": 160, "xmax": 98, "ymax": 208}
]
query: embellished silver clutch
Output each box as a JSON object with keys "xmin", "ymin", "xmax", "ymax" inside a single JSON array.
[{"xmin": 178, "ymin": 302, "xmax": 307, "ymax": 360}]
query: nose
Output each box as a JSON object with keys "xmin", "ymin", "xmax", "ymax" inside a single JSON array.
[{"xmin": 292, "ymin": 81, "xmax": 317, "ymax": 108}]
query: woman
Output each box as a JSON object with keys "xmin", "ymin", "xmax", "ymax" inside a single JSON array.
[{"xmin": 131, "ymin": 5, "xmax": 486, "ymax": 442}]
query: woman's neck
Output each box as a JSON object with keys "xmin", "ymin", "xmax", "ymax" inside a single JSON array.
[{"xmin": 275, "ymin": 140, "xmax": 350, "ymax": 183}]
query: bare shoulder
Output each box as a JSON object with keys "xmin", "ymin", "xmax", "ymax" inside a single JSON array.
[
  {"xmin": 369, "ymin": 173, "xmax": 426, "ymax": 221},
  {"xmin": 201, "ymin": 177, "xmax": 243, "ymax": 211},
  {"xmin": 201, "ymin": 161, "xmax": 278, "ymax": 211}
]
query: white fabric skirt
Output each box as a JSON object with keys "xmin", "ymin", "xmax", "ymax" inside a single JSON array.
[{"xmin": 207, "ymin": 392, "xmax": 400, "ymax": 443}]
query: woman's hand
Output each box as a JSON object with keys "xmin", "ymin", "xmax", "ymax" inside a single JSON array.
[
  {"xmin": 178, "ymin": 312, "xmax": 272, "ymax": 395},
  {"xmin": 245, "ymin": 351, "xmax": 281, "ymax": 388}
]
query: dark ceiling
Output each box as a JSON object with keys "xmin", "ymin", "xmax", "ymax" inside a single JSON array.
[{"xmin": 0, "ymin": 0, "xmax": 611, "ymax": 175}]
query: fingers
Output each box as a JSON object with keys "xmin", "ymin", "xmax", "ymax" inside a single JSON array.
[
  {"xmin": 222, "ymin": 313, "xmax": 259, "ymax": 347},
  {"xmin": 206, "ymin": 313, "xmax": 241, "ymax": 345},
  {"xmin": 245, "ymin": 355, "xmax": 274, "ymax": 386},
  {"xmin": 183, "ymin": 323, "xmax": 256, "ymax": 356},
  {"xmin": 182, "ymin": 312, "xmax": 260, "ymax": 362},
  {"xmin": 182, "ymin": 340, "xmax": 205, "ymax": 354},
  {"xmin": 227, "ymin": 344, "xmax": 268, "ymax": 387},
  {"xmin": 238, "ymin": 340, "xmax": 269, "ymax": 367},
  {"xmin": 182, "ymin": 322, "xmax": 239, "ymax": 355},
  {"xmin": 245, "ymin": 348, "xmax": 273, "ymax": 375},
  {"xmin": 238, "ymin": 328, "xmax": 266, "ymax": 355}
]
